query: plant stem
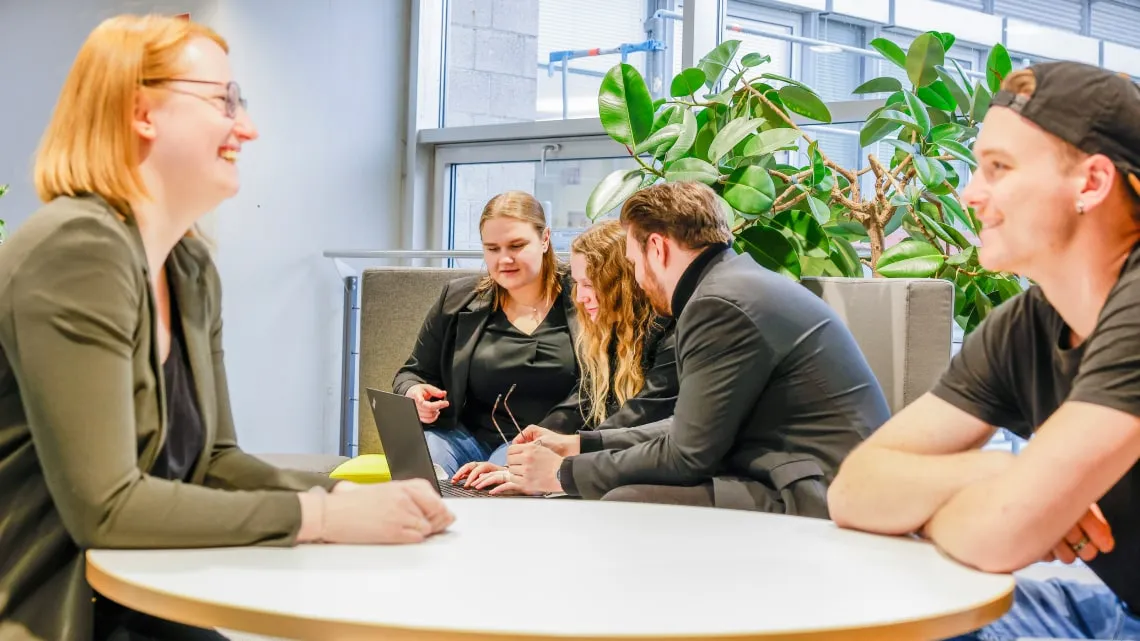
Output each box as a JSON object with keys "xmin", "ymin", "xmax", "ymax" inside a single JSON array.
[{"xmin": 632, "ymin": 153, "xmax": 666, "ymax": 179}]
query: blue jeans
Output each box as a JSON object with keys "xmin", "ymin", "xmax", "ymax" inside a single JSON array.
[
  {"xmin": 424, "ymin": 426, "xmax": 509, "ymax": 477},
  {"xmin": 945, "ymin": 577, "xmax": 1140, "ymax": 640}
]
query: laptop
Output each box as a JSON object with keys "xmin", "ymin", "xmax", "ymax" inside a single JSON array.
[{"xmin": 365, "ymin": 387, "xmax": 544, "ymax": 499}]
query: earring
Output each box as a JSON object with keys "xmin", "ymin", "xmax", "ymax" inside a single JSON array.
[{"xmin": 1076, "ymin": 200, "xmax": 1086, "ymax": 215}]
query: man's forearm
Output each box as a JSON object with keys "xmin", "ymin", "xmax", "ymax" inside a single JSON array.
[
  {"xmin": 594, "ymin": 417, "xmax": 671, "ymax": 451},
  {"xmin": 829, "ymin": 447, "xmax": 1015, "ymax": 535}
]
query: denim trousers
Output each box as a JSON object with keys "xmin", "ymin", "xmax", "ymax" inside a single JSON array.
[
  {"xmin": 424, "ymin": 426, "xmax": 509, "ymax": 477},
  {"xmin": 945, "ymin": 577, "xmax": 1140, "ymax": 640}
]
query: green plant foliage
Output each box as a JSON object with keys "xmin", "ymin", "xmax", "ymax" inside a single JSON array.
[{"xmin": 586, "ymin": 33, "xmax": 1023, "ymax": 332}]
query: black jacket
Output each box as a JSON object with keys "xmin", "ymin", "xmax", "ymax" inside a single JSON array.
[
  {"xmin": 540, "ymin": 317, "xmax": 678, "ymax": 432},
  {"xmin": 392, "ymin": 272, "xmax": 581, "ymax": 433},
  {"xmin": 559, "ymin": 247, "xmax": 891, "ymax": 517}
]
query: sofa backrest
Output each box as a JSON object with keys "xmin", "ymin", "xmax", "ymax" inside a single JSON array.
[{"xmin": 356, "ymin": 267, "xmax": 954, "ymax": 454}]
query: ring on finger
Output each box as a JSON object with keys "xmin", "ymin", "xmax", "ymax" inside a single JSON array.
[{"xmin": 1070, "ymin": 536, "xmax": 1091, "ymax": 554}]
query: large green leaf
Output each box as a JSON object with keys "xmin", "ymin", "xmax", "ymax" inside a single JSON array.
[
  {"xmin": 829, "ymin": 236, "xmax": 863, "ymax": 277},
  {"xmin": 939, "ymin": 219, "xmax": 970, "ymax": 249},
  {"xmin": 698, "ymin": 40, "xmax": 741, "ymax": 89},
  {"xmin": 664, "ymin": 157, "xmax": 719, "ymax": 185},
  {"xmin": 947, "ymin": 245, "xmax": 976, "ymax": 266},
  {"xmin": 912, "ymin": 154, "xmax": 948, "ymax": 190},
  {"xmin": 859, "ymin": 117, "xmax": 902, "ymax": 147},
  {"xmin": 853, "ymin": 76, "xmax": 903, "ymax": 95},
  {"xmin": 806, "ymin": 198, "xmax": 833, "ymax": 233},
  {"xmin": 760, "ymin": 72, "xmax": 817, "ymax": 93},
  {"xmin": 824, "ymin": 220, "xmax": 869, "ymax": 242},
  {"xmin": 586, "ymin": 169, "xmax": 643, "ymax": 221},
  {"xmin": 870, "ymin": 38, "xmax": 907, "ymax": 70},
  {"xmin": 741, "ymin": 52, "xmax": 771, "ymax": 68},
  {"xmin": 986, "ymin": 44, "xmax": 1013, "ymax": 94},
  {"xmin": 937, "ymin": 193, "xmax": 974, "ymax": 233},
  {"xmin": 801, "ymin": 256, "xmax": 845, "ymax": 277},
  {"xmin": 935, "ymin": 66, "xmax": 972, "ymax": 115},
  {"xmin": 906, "ymin": 33, "xmax": 945, "ymax": 88},
  {"xmin": 917, "ymin": 80, "xmax": 956, "ymax": 112},
  {"xmin": 915, "ymin": 206, "xmax": 956, "ymax": 247},
  {"xmin": 598, "ymin": 63, "xmax": 655, "ymax": 146},
  {"xmin": 902, "ymin": 90, "xmax": 931, "ymax": 135},
  {"xmin": 884, "ymin": 206, "xmax": 908, "ymax": 236},
  {"xmin": 931, "ymin": 31, "xmax": 956, "ymax": 53},
  {"xmin": 708, "ymin": 118, "xmax": 763, "ymax": 164},
  {"xmin": 936, "ymin": 138, "xmax": 977, "ymax": 168},
  {"xmin": 951, "ymin": 59, "xmax": 975, "ymax": 97},
  {"xmin": 742, "ymin": 128, "xmax": 802, "ymax": 157},
  {"xmin": 665, "ymin": 109, "xmax": 698, "ymax": 163},
  {"xmin": 723, "ymin": 165, "xmax": 777, "ymax": 215},
  {"xmin": 692, "ymin": 121, "xmax": 717, "ymax": 162},
  {"xmin": 929, "ymin": 122, "xmax": 965, "ymax": 142},
  {"xmin": 670, "ymin": 68, "xmax": 707, "ymax": 98},
  {"xmin": 880, "ymin": 139, "xmax": 917, "ymax": 156},
  {"xmin": 737, "ymin": 225, "xmax": 801, "ymax": 279},
  {"xmin": 778, "ymin": 85, "xmax": 832, "ymax": 122},
  {"xmin": 773, "ymin": 210, "xmax": 830, "ymax": 257},
  {"xmin": 633, "ymin": 123, "xmax": 682, "ymax": 155},
  {"xmin": 877, "ymin": 239, "xmax": 945, "ymax": 278},
  {"xmin": 971, "ymin": 82, "xmax": 992, "ymax": 123},
  {"xmin": 876, "ymin": 109, "xmax": 924, "ymax": 136}
]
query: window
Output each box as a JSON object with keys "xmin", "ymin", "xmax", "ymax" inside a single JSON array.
[
  {"xmin": 1091, "ymin": 1, "xmax": 1140, "ymax": 48},
  {"xmin": 992, "ymin": 0, "xmax": 1083, "ymax": 31},
  {"xmin": 444, "ymin": 0, "xmax": 663, "ymax": 126}
]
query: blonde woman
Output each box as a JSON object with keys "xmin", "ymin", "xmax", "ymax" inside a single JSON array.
[
  {"xmin": 393, "ymin": 191, "xmax": 581, "ymax": 476},
  {"xmin": 0, "ymin": 15, "xmax": 452, "ymax": 641},
  {"xmin": 452, "ymin": 220, "xmax": 679, "ymax": 491}
]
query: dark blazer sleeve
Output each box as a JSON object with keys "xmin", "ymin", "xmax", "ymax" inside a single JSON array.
[
  {"xmin": 195, "ymin": 249, "xmax": 338, "ymax": 493},
  {"xmin": 392, "ymin": 281, "xmax": 451, "ymax": 396},
  {"xmin": 566, "ymin": 297, "xmax": 771, "ymax": 499},
  {"xmin": 538, "ymin": 384, "xmax": 587, "ymax": 433},
  {"xmin": 6, "ymin": 218, "xmax": 303, "ymax": 549}
]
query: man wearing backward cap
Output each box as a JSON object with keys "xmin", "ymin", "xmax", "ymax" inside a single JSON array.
[{"xmin": 828, "ymin": 61, "xmax": 1140, "ymax": 639}]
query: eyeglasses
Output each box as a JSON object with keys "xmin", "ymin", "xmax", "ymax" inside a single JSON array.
[
  {"xmin": 143, "ymin": 78, "xmax": 247, "ymax": 118},
  {"xmin": 490, "ymin": 384, "xmax": 521, "ymax": 445}
]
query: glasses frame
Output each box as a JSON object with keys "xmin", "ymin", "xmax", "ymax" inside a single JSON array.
[
  {"xmin": 143, "ymin": 78, "xmax": 247, "ymax": 118},
  {"xmin": 490, "ymin": 383, "xmax": 521, "ymax": 445}
]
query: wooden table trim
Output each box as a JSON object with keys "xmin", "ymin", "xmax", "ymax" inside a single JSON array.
[{"xmin": 87, "ymin": 550, "xmax": 1014, "ymax": 641}]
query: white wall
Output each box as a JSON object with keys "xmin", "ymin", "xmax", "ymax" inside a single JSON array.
[{"xmin": 0, "ymin": 0, "xmax": 409, "ymax": 454}]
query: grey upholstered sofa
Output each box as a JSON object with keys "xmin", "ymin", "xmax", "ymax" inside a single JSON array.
[{"xmin": 354, "ymin": 266, "xmax": 956, "ymax": 456}]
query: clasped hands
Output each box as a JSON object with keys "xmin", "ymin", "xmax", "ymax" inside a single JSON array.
[
  {"xmin": 451, "ymin": 426, "xmax": 578, "ymax": 495},
  {"xmin": 1041, "ymin": 503, "xmax": 1115, "ymax": 565}
]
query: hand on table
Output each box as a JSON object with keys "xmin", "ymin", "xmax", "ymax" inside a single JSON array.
[
  {"xmin": 322, "ymin": 479, "xmax": 455, "ymax": 544},
  {"xmin": 405, "ymin": 384, "xmax": 448, "ymax": 423},
  {"xmin": 501, "ymin": 442, "xmax": 564, "ymax": 495},
  {"xmin": 513, "ymin": 425, "xmax": 581, "ymax": 457},
  {"xmin": 452, "ymin": 461, "xmax": 508, "ymax": 488},
  {"xmin": 1041, "ymin": 503, "xmax": 1114, "ymax": 564}
]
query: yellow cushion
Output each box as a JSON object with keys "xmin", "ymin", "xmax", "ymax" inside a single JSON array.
[{"xmin": 330, "ymin": 454, "xmax": 391, "ymax": 484}]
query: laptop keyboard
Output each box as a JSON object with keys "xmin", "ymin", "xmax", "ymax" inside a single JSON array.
[{"xmin": 440, "ymin": 482, "xmax": 496, "ymax": 498}]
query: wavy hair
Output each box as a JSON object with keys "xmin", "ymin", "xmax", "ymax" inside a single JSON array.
[{"xmin": 571, "ymin": 220, "xmax": 656, "ymax": 427}]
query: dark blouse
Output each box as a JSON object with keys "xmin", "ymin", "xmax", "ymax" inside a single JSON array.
[
  {"xmin": 150, "ymin": 293, "xmax": 205, "ymax": 482},
  {"xmin": 462, "ymin": 293, "xmax": 579, "ymax": 448}
]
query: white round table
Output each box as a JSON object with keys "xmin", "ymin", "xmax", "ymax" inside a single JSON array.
[{"xmin": 87, "ymin": 499, "xmax": 1013, "ymax": 640}]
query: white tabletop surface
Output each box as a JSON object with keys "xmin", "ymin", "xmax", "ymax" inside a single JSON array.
[{"xmin": 87, "ymin": 499, "xmax": 1014, "ymax": 640}]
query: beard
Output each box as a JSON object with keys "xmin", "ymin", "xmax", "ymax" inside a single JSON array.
[{"xmin": 641, "ymin": 266, "xmax": 672, "ymax": 317}]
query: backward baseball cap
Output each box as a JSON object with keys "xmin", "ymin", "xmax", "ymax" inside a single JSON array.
[{"xmin": 991, "ymin": 60, "xmax": 1140, "ymax": 196}]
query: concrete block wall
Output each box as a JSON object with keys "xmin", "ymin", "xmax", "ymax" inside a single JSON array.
[{"xmin": 446, "ymin": 0, "xmax": 539, "ymax": 127}]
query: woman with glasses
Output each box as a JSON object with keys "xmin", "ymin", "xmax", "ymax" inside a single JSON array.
[
  {"xmin": 0, "ymin": 15, "xmax": 452, "ymax": 641},
  {"xmin": 394, "ymin": 191, "xmax": 581, "ymax": 477},
  {"xmin": 451, "ymin": 219, "xmax": 680, "ymax": 491}
]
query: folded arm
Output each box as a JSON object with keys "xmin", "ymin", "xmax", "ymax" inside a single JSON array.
[{"xmin": 926, "ymin": 401, "xmax": 1140, "ymax": 572}]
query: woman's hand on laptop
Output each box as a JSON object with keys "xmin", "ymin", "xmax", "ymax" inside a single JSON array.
[
  {"xmin": 306, "ymin": 479, "xmax": 455, "ymax": 544},
  {"xmin": 405, "ymin": 384, "xmax": 449, "ymax": 423},
  {"xmin": 513, "ymin": 425, "xmax": 580, "ymax": 457},
  {"xmin": 452, "ymin": 461, "xmax": 505, "ymax": 488}
]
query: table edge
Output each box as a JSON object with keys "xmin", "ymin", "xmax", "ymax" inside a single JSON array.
[{"xmin": 86, "ymin": 549, "xmax": 1015, "ymax": 641}]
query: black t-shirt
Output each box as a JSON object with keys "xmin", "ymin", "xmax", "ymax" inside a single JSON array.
[
  {"xmin": 150, "ymin": 294, "xmax": 205, "ymax": 482},
  {"xmin": 462, "ymin": 294, "xmax": 578, "ymax": 448},
  {"xmin": 932, "ymin": 243, "xmax": 1140, "ymax": 613}
]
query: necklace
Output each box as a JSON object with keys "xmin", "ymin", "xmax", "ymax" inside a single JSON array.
[{"xmin": 510, "ymin": 295, "xmax": 550, "ymax": 324}]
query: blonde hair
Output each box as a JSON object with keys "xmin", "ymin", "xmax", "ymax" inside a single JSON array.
[
  {"xmin": 475, "ymin": 191, "xmax": 562, "ymax": 309},
  {"xmin": 570, "ymin": 220, "xmax": 656, "ymax": 427},
  {"xmin": 34, "ymin": 14, "xmax": 228, "ymax": 216}
]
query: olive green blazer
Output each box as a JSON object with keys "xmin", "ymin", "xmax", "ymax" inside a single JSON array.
[{"xmin": 0, "ymin": 194, "xmax": 337, "ymax": 641}]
